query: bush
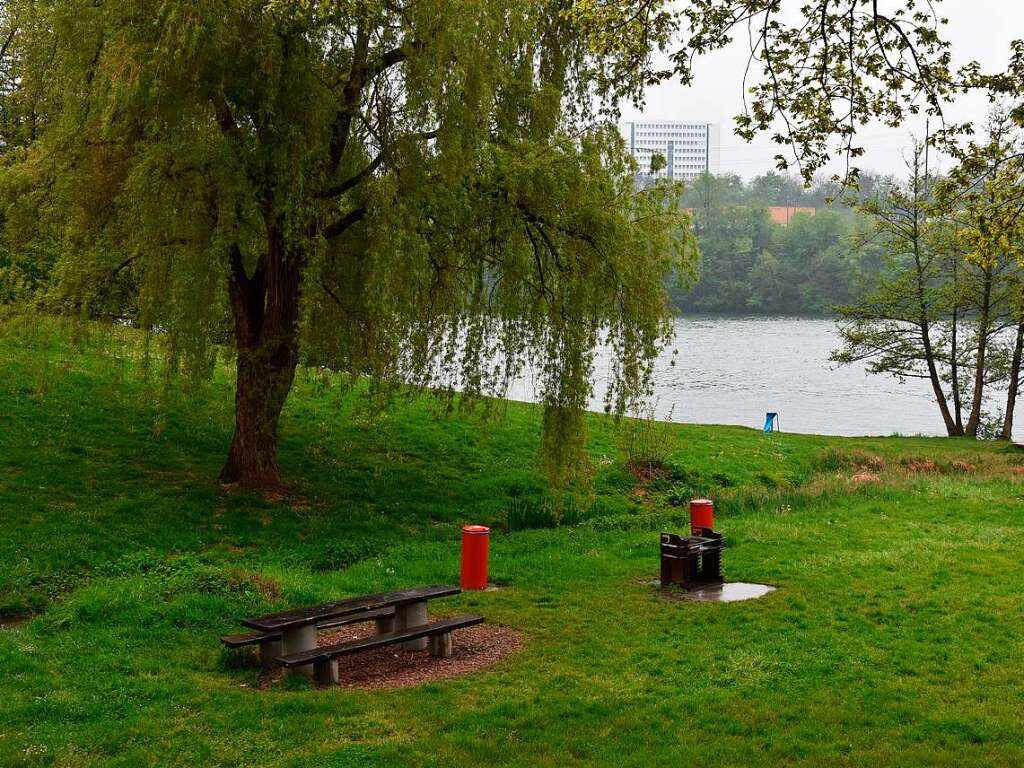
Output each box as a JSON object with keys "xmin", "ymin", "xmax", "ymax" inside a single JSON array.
[{"xmin": 619, "ymin": 404, "xmax": 677, "ymax": 479}]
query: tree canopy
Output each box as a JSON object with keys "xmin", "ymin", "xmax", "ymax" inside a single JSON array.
[
  {"xmin": 834, "ymin": 117, "xmax": 1024, "ymax": 440},
  {"xmin": 3, "ymin": 0, "xmax": 695, "ymax": 487},
  {"xmin": 3, "ymin": 0, "xmax": 1019, "ymax": 488},
  {"xmin": 671, "ymin": 172, "xmax": 887, "ymax": 316}
]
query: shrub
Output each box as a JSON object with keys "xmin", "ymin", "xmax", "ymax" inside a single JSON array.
[{"xmin": 619, "ymin": 404, "xmax": 677, "ymax": 479}]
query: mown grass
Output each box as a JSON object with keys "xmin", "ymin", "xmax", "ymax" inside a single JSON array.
[{"xmin": 1, "ymin": 320, "xmax": 1023, "ymax": 767}]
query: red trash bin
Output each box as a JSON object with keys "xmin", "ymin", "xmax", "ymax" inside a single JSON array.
[
  {"xmin": 460, "ymin": 525, "xmax": 490, "ymax": 590},
  {"xmin": 690, "ymin": 499, "xmax": 714, "ymax": 534}
]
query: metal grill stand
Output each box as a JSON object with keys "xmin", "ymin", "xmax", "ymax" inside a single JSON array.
[{"xmin": 660, "ymin": 530, "xmax": 723, "ymax": 588}]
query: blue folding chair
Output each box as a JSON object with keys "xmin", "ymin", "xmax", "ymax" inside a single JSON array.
[{"xmin": 764, "ymin": 412, "xmax": 779, "ymax": 433}]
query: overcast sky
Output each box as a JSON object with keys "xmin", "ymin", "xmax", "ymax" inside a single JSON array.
[{"xmin": 621, "ymin": 0, "xmax": 1024, "ymax": 181}]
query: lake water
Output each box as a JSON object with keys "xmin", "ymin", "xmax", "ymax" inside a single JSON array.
[{"xmin": 510, "ymin": 317, "xmax": 1022, "ymax": 440}]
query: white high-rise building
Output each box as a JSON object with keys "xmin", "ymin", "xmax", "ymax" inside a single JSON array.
[{"xmin": 620, "ymin": 120, "xmax": 721, "ymax": 183}]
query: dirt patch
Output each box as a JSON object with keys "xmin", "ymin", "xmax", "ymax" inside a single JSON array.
[
  {"xmin": 627, "ymin": 460, "xmax": 671, "ymax": 484},
  {"xmin": 856, "ymin": 455, "xmax": 887, "ymax": 472},
  {"xmin": 0, "ymin": 615, "xmax": 30, "ymax": 631},
  {"xmin": 850, "ymin": 470, "xmax": 880, "ymax": 485},
  {"xmin": 262, "ymin": 622, "xmax": 523, "ymax": 690},
  {"xmin": 227, "ymin": 570, "xmax": 283, "ymax": 601}
]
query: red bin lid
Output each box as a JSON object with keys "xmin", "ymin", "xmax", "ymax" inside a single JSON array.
[
  {"xmin": 462, "ymin": 525, "xmax": 490, "ymax": 535},
  {"xmin": 690, "ymin": 498, "xmax": 714, "ymax": 507}
]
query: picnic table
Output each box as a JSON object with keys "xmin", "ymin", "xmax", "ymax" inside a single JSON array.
[{"xmin": 236, "ymin": 584, "xmax": 471, "ymax": 678}]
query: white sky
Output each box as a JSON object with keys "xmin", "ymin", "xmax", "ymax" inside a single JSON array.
[{"xmin": 622, "ymin": 0, "xmax": 1024, "ymax": 180}]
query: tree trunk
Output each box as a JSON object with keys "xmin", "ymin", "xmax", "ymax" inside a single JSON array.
[
  {"xmin": 921, "ymin": 322, "xmax": 962, "ymax": 437},
  {"xmin": 950, "ymin": 260, "xmax": 964, "ymax": 431},
  {"xmin": 219, "ymin": 226, "xmax": 303, "ymax": 488},
  {"xmin": 908, "ymin": 184, "xmax": 961, "ymax": 438},
  {"xmin": 964, "ymin": 266, "xmax": 994, "ymax": 437},
  {"xmin": 220, "ymin": 342, "xmax": 299, "ymax": 487},
  {"xmin": 1001, "ymin": 322, "xmax": 1024, "ymax": 441},
  {"xmin": 913, "ymin": 259, "xmax": 960, "ymax": 436}
]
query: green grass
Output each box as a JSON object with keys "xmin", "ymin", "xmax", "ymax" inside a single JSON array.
[{"xmin": 1, "ymin": 320, "xmax": 1023, "ymax": 767}]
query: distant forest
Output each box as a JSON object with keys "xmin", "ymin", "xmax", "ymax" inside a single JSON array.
[{"xmin": 671, "ymin": 172, "xmax": 890, "ymax": 316}]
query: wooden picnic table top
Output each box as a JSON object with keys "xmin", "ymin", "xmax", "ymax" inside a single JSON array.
[{"xmin": 240, "ymin": 584, "xmax": 460, "ymax": 632}]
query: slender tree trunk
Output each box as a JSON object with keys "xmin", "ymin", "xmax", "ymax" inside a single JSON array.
[
  {"xmin": 950, "ymin": 260, "xmax": 964, "ymax": 431},
  {"xmin": 219, "ymin": 226, "xmax": 304, "ymax": 488},
  {"xmin": 965, "ymin": 267, "xmax": 994, "ymax": 437},
  {"xmin": 1001, "ymin": 322, "xmax": 1024, "ymax": 441},
  {"xmin": 920, "ymin": 321, "xmax": 961, "ymax": 436},
  {"xmin": 912, "ymin": 230, "xmax": 961, "ymax": 436}
]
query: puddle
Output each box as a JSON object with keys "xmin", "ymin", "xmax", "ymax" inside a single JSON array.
[{"xmin": 656, "ymin": 582, "xmax": 776, "ymax": 603}]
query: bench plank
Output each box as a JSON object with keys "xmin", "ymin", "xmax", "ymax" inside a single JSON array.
[
  {"xmin": 241, "ymin": 585, "xmax": 459, "ymax": 632},
  {"xmin": 277, "ymin": 614, "xmax": 484, "ymax": 668},
  {"xmin": 222, "ymin": 607, "xmax": 395, "ymax": 647}
]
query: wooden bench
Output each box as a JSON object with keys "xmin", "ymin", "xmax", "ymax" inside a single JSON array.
[
  {"xmin": 238, "ymin": 585, "xmax": 464, "ymax": 676},
  {"xmin": 277, "ymin": 614, "xmax": 484, "ymax": 684},
  {"xmin": 221, "ymin": 607, "xmax": 395, "ymax": 669}
]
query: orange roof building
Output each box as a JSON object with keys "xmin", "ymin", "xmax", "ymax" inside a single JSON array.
[{"xmin": 767, "ymin": 206, "xmax": 816, "ymax": 225}]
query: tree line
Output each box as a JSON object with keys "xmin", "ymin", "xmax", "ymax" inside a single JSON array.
[{"xmin": 669, "ymin": 172, "xmax": 889, "ymax": 316}]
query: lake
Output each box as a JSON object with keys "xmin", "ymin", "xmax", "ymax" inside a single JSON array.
[{"xmin": 510, "ymin": 316, "xmax": 1022, "ymax": 440}]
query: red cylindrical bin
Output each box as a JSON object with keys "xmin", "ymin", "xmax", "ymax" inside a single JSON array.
[
  {"xmin": 690, "ymin": 498, "xmax": 714, "ymax": 534},
  {"xmin": 460, "ymin": 525, "xmax": 490, "ymax": 590}
]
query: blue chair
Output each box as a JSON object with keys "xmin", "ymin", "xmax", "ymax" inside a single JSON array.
[{"xmin": 764, "ymin": 412, "xmax": 779, "ymax": 433}]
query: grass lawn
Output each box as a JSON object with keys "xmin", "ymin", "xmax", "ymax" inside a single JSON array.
[{"xmin": 1, "ymin": 321, "xmax": 1023, "ymax": 767}]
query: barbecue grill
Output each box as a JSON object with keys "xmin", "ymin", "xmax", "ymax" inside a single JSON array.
[{"xmin": 659, "ymin": 530, "xmax": 723, "ymax": 588}]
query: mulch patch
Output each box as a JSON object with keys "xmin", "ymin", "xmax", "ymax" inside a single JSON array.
[
  {"xmin": 259, "ymin": 621, "xmax": 523, "ymax": 690},
  {"xmin": 627, "ymin": 461, "xmax": 671, "ymax": 484},
  {"xmin": 0, "ymin": 615, "xmax": 30, "ymax": 631}
]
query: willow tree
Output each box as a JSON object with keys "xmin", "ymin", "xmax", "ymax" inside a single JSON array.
[
  {"xmin": 4, "ymin": 0, "xmax": 999, "ymax": 487},
  {"xmin": 5, "ymin": 1, "xmax": 692, "ymax": 487}
]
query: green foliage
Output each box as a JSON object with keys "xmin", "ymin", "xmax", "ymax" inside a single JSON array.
[
  {"xmin": 1, "ymin": 0, "xmax": 1009, "ymax": 487},
  {"xmin": 937, "ymin": 107, "xmax": 1024, "ymax": 270},
  {"xmin": 672, "ymin": 173, "xmax": 879, "ymax": 315},
  {"xmin": 834, "ymin": 123, "xmax": 1024, "ymax": 439},
  {"xmin": 675, "ymin": 2, "xmax": 959, "ymax": 184},
  {"xmin": 618, "ymin": 403, "xmax": 678, "ymax": 474},
  {"xmin": 1, "ymin": 0, "xmax": 697, "ymax": 485},
  {"xmin": 508, "ymin": 493, "xmax": 584, "ymax": 532}
]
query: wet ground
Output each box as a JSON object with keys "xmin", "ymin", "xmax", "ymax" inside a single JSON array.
[{"xmin": 650, "ymin": 581, "xmax": 777, "ymax": 603}]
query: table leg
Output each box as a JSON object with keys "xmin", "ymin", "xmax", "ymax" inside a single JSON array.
[
  {"xmin": 258, "ymin": 638, "xmax": 282, "ymax": 671},
  {"xmin": 314, "ymin": 659, "xmax": 338, "ymax": 685},
  {"xmin": 395, "ymin": 601, "xmax": 428, "ymax": 651},
  {"xmin": 428, "ymin": 632, "xmax": 453, "ymax": 658},
  {"xmin": 281, "ymin": 625, "xmax": 318, "ymax": 677}
]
